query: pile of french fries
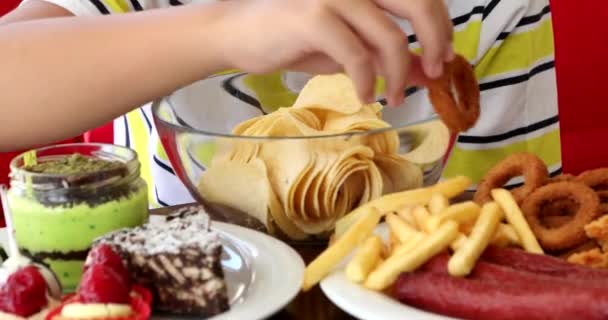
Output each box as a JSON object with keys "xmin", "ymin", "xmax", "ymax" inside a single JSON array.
[{"xmin": 302, "ymin": 177, "xmax": 544, "ymax": 292}]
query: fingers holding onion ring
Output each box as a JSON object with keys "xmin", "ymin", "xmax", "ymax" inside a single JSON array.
[
  {"xmin": 521, "ymin": 182, "xmax": 602, "ymax": 251},
  {"xmin": 474, "ymin": 152, "xmax": 549, "ymax": 205},
  {"xmin": 426, "ymin": 54, "xmax": 480, "ymax": 133}
]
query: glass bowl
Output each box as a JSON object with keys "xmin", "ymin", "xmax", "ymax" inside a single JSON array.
[{"xmin": 152, "ymin": 71, "xmax": 448, "ymax": 240}]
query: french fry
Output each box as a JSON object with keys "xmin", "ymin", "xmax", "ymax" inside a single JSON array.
[
  {"xmin": 448, "ymin": 202, "xmax": 504, "ymax": 277},
  {"xmin": 386, "ymin": 213, "xmax": 422, "ymax": 243},
  {"xmin": 302, "ymin": 207, "xmax": 382, "ymax": 291},
  {"xmin": 365, "ymin": 220, "xmax": 459, "ymax": 291},
  {"xmin": 449, "ymin": 232, "xmax": 468, "ymax": 251},
  {"xmin": 334, "ymin": 176, "xmax": 471, "ymax": 238},
  {"xmin": 491, "ymin": 223, "xmax": 521, "ymax": 247},
  {"xmin": 389, "ymin": 230, "xmax": 400, "ymax": 251},
  {"xmin": 459, "ymin": 221, "xmax": 474, "ymax": 235},
  {"xmin": 328, "ymin": 234, "xmax": 337, "ymax": 246},
  {"xmin": 393, "ymin": 232, "xmax": 426, "ymax": 256},
  {"xmin": 429, "ymin": 193, "xmax": 449, "ymax": 216},
  {"xmin": 491, "ymin": 189, "xmax": 544, "ymax": 254},
  {"xmin": 412, "ymin": 206, "xmax": 432, "ymax": 233},
  {"xmin": 346, "ymin": 235, "xmax": 384, "ymax": 283},
  {"xmin": 396, "ymin": 207, "xmax": 416, "ymax": 226},
  {"xmin": 426, "ymin": 201, "xmax": 481, "ymax": 233}
]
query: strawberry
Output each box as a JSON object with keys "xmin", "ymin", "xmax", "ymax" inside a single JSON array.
[
  {"xmin": 79, "ymin": 264, "xmax": 130, "ymax": 304},
  {"xmin": 0, "ymin": 266, "xmax": 48, "ymax": 316},
  {"xmin": 84, "ymin": 244, "xmax": 130, "ymax": 287}
]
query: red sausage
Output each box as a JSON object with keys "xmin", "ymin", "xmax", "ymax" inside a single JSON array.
[
  {"xmin": 482, "ymin": 246, "xmax": 608, "ymax": 280},
  {"xmin": 421, "ymin": 250, "xmax": 608, "ymax": 289},
  {"xmin": 394, "ymin": 271, "xmax": 608, "ymax": 320}
]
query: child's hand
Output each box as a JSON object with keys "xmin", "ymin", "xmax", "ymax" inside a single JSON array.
[{"xmin": 214, "ymin": 0, "xmax": 453, "ymax": 106}]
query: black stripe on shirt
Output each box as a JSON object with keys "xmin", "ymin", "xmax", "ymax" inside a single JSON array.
[
  {"xmin": 517, "ymin": 5, "xmax": 551, "ymax": 28},
  {"xmin": 479, "ymin": 60, "xmax": 554, "ymax": 91},
  {"xmin": 452, "ymin": 6, "xmax": 485, "ymax": 26},
  {"xmin": 482, "ymin": 0, "xmax": 501, "ymax": 19},
  {"xmin": 155, "ymin": 187, "xmax": 169, "ymax": 207},
  {"xmin": 153, "ymin": 155, "xmax": 175, "ymax": 175},
  {"xmin": 496, "ymin": 32, "xmax": 510, "ymax": 41},
  {"xmin": 458, "ymin": 115, "xmax": 559, "ymax": 144},
  {"xmin": 140, "ymin": 109, "xmax": 152, "ymax": 132},
  {"xmin": 89, "ymin": 0, "xmax": 110, "ymax": 14},
  {"xmin": 493, "ymin": 6, "xmax": 551, "ymax": 46},
  {"xmin": 122, "ymin": 115, "xmax": 131, "ymax": 148},
  {"xmin": 129, "ymin": 0, "xmax": 143, "ymax": 11},
  {"xmin": 222, "ymin": 74, "xmax": 264, "ymax": 113},
  {"xmin": 493, "ymin": 166, "xmax": 562, "ymax": 190},
  {"xmin": 408, "ymin": 6, "xmax": 484, "ymax": 44}
]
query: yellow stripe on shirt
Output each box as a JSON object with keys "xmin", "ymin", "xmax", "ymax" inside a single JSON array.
[
  {"xmin": 126, "ymin": 111, "xmax": 158, "ymax": 208},
  {"xmin": 453, "ymin": 20, "xmax": 481, "ymax": 61},
  {"xmin": 443, "ymin": 129, "xmax": 562, "ymax": 183},
  {"xmin": 475, "ymin": 19, "xmax": 554, "ymax": 79},
  {"xmin": 100, "ymin": 0, "xmax": 130, "ymax": 13}
]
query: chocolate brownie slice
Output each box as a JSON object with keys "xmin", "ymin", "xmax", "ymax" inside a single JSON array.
[{"xmin": 96, "ymin": 206, "xmax": 229, "ymax": 316}]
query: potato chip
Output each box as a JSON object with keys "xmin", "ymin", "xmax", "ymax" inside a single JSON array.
[
  {"xmin": 293, "ymin": 151, "xmax": 328, "ymax": 220},
  {"xmin": 305, "ymin": 152, "xmax": 338, "ymax": 219},
  {"xmin": 259, "ymin": 140, "xmax": 314, "ymax": 217},
  {"xmin": 293, "ymin": 74, "xmax": 363, "ymax": 114},
  {"xmin": 323, "ymin": 103, "xmax": 384, "ymax": 132},
  {"xmin": 401, "ymin": 120, "xmax": 450, "ymax": 165},
  {"xmin": 328, "ymin": 162, "xmax": 371, "ymax": 217},
  {"xmin": 267, "ymin": 178, "xmax": 308, "ymax": 240},
  {"xmin": 374, "ymin": 154, "xmax": 423, "ymax": 194},
  {"xmin": 197, "ymin": 159, "xmax": 271, "ymax": 227},
  {"xmin": 284, "ymin": 108, "xmax": 323, "ymax": 131}
]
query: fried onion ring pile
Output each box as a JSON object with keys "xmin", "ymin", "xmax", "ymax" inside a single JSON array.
[
  {"xmin": 473, "ymin": 153, "xmax": 608, "ymax": 260},
  {"xmin": 522, "ymin": 182, "xmax": 601, "ymax": 251},
  {"xmin": 427, "ymin": 54, "xmax": 480, "ymax": 133},
  {"xmin": 473, "ymin": 152, "xmax": 549, "ymax": 205}
]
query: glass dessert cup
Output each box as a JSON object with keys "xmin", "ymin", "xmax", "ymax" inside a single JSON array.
[
  {"xmin": 7, "ymin": 143, "xmax": 149, "ymax": 290},
  {"xmin": 152, "ymin": 71, "xmax": 449, "ymax": 243}
]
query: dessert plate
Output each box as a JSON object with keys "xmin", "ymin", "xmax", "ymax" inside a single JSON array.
[
  {"xmin": 0, "ymin": 215, "xmax": 305, "ymax": 320},
  {"xmin": 319, "ymin": 223, "xmax": 454, "ymax": 320}
]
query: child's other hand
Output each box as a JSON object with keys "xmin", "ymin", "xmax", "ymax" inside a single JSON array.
[{"xmin": 213, "ymin": 0, "xmax": 453, "ymax": 106}]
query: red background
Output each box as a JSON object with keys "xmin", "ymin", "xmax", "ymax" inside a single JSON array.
[
  {"xmin": 0, "ymin": 1, "xmax": 607, "ymax": 215},
  {"xmin": 0, "ymin": 0, "xmax": 20, "ymax": 15}
]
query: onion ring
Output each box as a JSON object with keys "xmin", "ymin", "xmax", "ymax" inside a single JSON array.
[
  {"xmin": 576, "ymin": 168, "xmax": 608, "ymax": 191},
  {"xmin": 539, "ymin": 198, "xmax": 578, "ymax": 228},
  {"xmin": 427, "ymin": 54, "xmax": 480, "ymax": 133},
  {"xmin": 577, "ymin": 168, "xmax": 608, "ymax": 213},
  {"xmin": 522, "ymin": 181, "xmax": 601, "ymax": 251},
  {"xmin": 474, "ymin": 152, "xmax": 549, "ymax": 204},
  {"xmin": 549, "ymin": 174, "xmax": 576, "ymax": 183},
  {"xmin": 541, "ymin": 215, "xmax": 574, "ymax": 228},
  {"xmin": 559, "ymin": 240, "xmax": 600, "ymax": 260}
]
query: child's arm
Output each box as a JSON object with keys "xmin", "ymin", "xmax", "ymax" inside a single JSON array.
[{"xmin": 0, "ymin": 0, "xmax": 452, "ymax": 152}]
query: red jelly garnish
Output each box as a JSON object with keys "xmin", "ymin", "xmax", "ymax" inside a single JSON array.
[
  {"xmin": 84, "ymin": 244, "xmax": 130, "ymax": 287},
  {"xmin": 0, "ymin": 266, "xmax": 48, "ymax": 317},
  {"xmin": 79, "ymin": 264, "xmax": 130, "ymax": 304}
]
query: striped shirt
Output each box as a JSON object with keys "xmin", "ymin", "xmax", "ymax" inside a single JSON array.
[{"xmin": 26, "ymin": 0, "xmax": 559, "ymax": 206}]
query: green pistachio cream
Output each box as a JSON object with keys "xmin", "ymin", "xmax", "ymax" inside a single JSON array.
[{"xmin": 9, "ymin": 153, "xmax": 148, "ymax": 290}]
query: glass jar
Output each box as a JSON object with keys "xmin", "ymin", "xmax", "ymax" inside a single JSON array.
[{"xmin": 7, "ymin": 143, "xmax": 149, "ymax": 291}]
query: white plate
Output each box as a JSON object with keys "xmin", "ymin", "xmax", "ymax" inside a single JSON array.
[
  {"xmin": 319, "ymin": 224, "xmax": 455, "ymax": 320},
  {"xmin": 0, "ymin": 216, "xmax": 304, "ymax": 320}
]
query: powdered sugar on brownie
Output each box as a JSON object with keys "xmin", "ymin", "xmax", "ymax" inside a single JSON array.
[{"xmin": 99, "ymin": 206, "xmax": 221, "ymax": 255}]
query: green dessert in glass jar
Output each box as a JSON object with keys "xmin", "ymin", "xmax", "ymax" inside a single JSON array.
[{"xmin": 7, "ymin": 144, "xmax": 149, "ymax": 290}]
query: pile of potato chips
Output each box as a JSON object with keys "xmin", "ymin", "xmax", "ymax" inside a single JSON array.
[{"xmin": 197, "ymin": 74, "xmax": 444, "ymax": 239}]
